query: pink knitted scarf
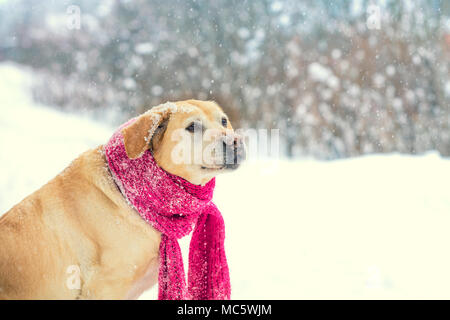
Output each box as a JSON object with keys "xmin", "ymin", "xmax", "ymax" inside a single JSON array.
[{"xmin": 104, "ymin": 121, "xmax": 230, "ymax": 300}]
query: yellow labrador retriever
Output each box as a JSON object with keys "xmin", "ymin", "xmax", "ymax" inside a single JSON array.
[{"xmin": 0, "ymin": 100, "xmax": 244, "ymax": 299}]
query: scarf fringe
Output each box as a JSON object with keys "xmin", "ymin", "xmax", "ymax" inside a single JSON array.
[
  {"xmin": 158, "ymin": 207, "xmax": 230, "ymax": 300},
  {"xmin": 188, "ymin": 207, "xmax": 231, "ymax": 300}
]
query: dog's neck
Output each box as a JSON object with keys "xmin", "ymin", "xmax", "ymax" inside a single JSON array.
[{"xmin": 104, "ymin": 126, "xmax": 215, "ymax": 234}]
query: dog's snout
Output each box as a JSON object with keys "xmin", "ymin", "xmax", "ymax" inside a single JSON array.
[
  {"xmin": 233, "ymin": 135, "xmax": 244, "ymax": 149},
  {"xmin": 222, "ymin": 135, "xmax": 245, "ymax": 169}
]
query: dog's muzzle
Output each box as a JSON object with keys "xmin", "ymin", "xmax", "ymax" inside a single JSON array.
[{"xmin": 222, "ymin": 135, "xmax": 246, "ymax": 169}]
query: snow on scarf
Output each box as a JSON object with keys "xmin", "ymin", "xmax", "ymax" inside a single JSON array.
[{"xmin": 104, "ymin": 104, "xmax": 230, "ymax": 300}]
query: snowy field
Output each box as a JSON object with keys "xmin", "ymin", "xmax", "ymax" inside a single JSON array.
[{"xmin": 1, "ymin": 63, "xmax": 450, "ymax": 299}]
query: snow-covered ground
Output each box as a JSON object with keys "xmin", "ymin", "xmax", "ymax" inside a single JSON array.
[{"xmin": 1, "ymin": 63, "xmax": 450, "ymax": 299}]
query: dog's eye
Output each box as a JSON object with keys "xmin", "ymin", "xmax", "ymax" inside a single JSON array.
[
  {"xmin": 221, "ymin": 117, "xmax": 228, "ymax": 127},
  {"xmin": 186, "ymin": 121, "xmax": 202, "ymax": 133}
]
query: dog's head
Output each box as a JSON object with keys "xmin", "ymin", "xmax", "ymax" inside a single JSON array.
[{"xmin": 121, "ymin": 100, "xmax": 245, "ymax": 185}]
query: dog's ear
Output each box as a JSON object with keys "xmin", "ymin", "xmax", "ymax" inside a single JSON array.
[{"xmin": 121, "ymin": 104, "xmax": 175, "ymax": 159}]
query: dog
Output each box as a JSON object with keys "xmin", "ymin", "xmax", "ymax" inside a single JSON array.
[{"xmin": 0, "ymin": 99, "xmax": 245, "ymax": 299}]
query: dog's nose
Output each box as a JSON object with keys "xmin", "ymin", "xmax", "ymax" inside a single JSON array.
[{"xmin": 223, "ymin": 135, "xmax": 245, "ymax": 169}]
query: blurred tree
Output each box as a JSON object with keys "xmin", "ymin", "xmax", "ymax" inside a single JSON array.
[{"xmin": 2, "ymin": 0, "xmax": 449, "ymax": 158}]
